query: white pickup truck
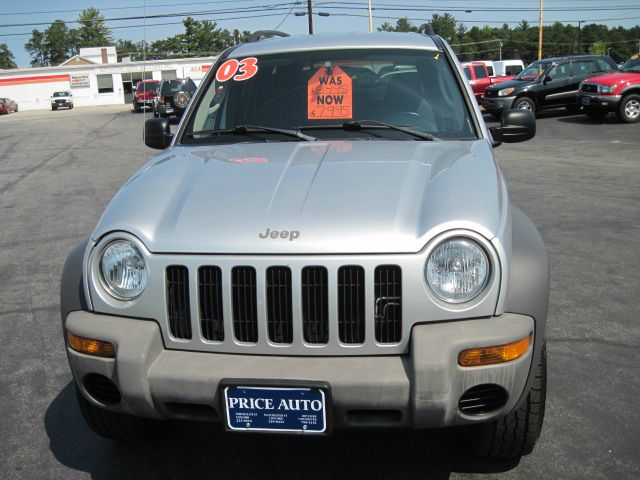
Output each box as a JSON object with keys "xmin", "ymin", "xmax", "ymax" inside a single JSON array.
[{"xmin": 51, "ymin": 91, "xmax": 74, "ymax": 110}]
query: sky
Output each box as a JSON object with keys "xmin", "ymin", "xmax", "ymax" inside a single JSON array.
[{"xmin": 2, "ymin": 0, "xmax": 640, "ymax": 67}]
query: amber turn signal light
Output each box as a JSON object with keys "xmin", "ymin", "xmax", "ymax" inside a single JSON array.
[
  {"xmin": 67, "ymin": 332, "xmax": 115, "ymax": 358},
  {"xmin": 458, "ymin": 334, "xmax": 531, "ymax": 367}
]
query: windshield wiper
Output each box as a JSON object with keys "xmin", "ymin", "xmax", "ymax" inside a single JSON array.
[
  {"xmin": 300, "ymin": 120, "xmax": 436, "ymax": 141},
  {"xmin": 185, "ymin": 125, "xmax": 316, "ymax": 141}
]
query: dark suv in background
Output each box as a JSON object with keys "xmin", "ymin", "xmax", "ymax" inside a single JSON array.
[
  {"xmin": 153, "ymin": 78, "xmax": 197, "ymax": 118},
  {"xmin": 482, "ymin": 54, "xmax": 618, "ymax": 116}
]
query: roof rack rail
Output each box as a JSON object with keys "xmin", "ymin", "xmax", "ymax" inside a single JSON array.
[
  {"xmin": 248, "ymin": 30, "xmax": 290, "ymax": 43},
  {"xmin": 418, "ymin": 23, "xmax": 436, "ymax": 36}
]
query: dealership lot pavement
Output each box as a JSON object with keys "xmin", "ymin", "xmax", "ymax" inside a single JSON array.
[{"xmin": 1, "ymin": 105, "xmax": 639, "ymax": 479}]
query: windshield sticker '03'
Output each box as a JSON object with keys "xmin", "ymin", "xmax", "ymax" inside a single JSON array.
[
  {"xmin": 307, "ymin": 64, "xmax": 352, "ymax": 120},
  {"xmin": 215, "ymin": 58, "xmax": 258, "ymax": 82}
]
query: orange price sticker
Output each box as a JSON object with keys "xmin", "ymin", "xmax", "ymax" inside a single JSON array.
[{"xmin": 307, "ymin": 65, "xmax": 353, "ymax": 120}]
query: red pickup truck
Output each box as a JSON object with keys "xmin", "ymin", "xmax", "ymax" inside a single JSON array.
[{"xmin": 461, "ymin": 62, "xmax": 515, "ymax": 101}]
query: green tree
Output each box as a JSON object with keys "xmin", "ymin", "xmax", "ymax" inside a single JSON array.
[
  {"xmin": 75, "ymin": 8, "xmax": 112, "ymax": 48},
  {"xmin": 151, "ymin": 17, "xmax": 235, "ymax": 57},
  {"xmin": 25, "ymin": 29, "xmax": 47, "ymax": 66},
  {"xmin": 25, "ymin": 20, "xmax": 75, "ymax": 66},
  {"xmin": 377, "ymin": 18, "xmax": 418, "ymax": 33},
  {"xmin": 589, "ymin": 40, "xmax": 607, "ymax": 55},
  {"xmin": 115, "ymin": 39, "xmax": 150, "ymax": 61},
  {"xmin": 0, "ymin": 43, "xmax": 18, "ymax": 69}
]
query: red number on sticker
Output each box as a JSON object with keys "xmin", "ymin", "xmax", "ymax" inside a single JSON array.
[
  {"xmin": 234, "ymin": 57, "xmax": 259, "ymax": 81},
  {"xmin": 216, "ymin": 59, "xmax": 239, "ymax": 82}
]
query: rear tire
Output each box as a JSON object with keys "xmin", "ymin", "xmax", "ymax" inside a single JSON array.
[
  {"xmin": 467, "ymin": 343, "xmax": 547, "ymax": 459},
  {"xmin": 616, "ymin": 94, "xmax": 640, "ymax": 123},
  {"xmin": 513, "ymin": 97, "xmax": 536, "ymax": 115},
  {"xmin": 52, "ymin": 106, "xmax": 57, "ymax": 111},
  {"xmin": 76, "ymin": 387, "xmax": 158, "ymax": 442}
]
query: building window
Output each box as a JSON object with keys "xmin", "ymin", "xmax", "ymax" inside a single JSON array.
[
  {"xmin": 97, "ymin": 74, "xmax": 114, "ymax": 93},
  {"xmin": 161, "ymin": 70, "xmax": 177, "ymax": 80}
]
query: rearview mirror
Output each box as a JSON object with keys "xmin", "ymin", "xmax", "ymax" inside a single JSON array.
[
  {"xmin": 144, "ymin": 118, "xmax": 173, "ymax": 149},
  {"xmin": 490, "ymin": 109, "xmax": 536, "ymax": 146}
]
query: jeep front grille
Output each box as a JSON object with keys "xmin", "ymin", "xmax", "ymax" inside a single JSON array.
[
  {"xmin": 166, "ymin": 265, "xmax": 192, "ymax": 339},
  {"xmin": 164, "ymin": 263, "xmax": 403, "ymax": 351},
  {"xmin": 266, "ymin": 266, "xmax": 293, "ymax": 344},
  {"xmin": 199, "ymin": 266, "xmax": 224, "ymax": 341},
  {"xmin": 338, "ymin": 266, "xmax": 366, "ymax": 344},
  {"xmin": 301, "ymin": 266, "xmax": 329, "ymax": 344},
  {"xmin": 231, "ymin": 266, "xmax": 258, "ymax": 343},
  {"xmin": 374, "ymin": 265, "xmax": 402, "ymax": 343}
]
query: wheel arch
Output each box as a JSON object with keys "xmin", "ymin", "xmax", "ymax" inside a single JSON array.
[{"xmin": 61, "ymin": 236, "xmax": 92, "ymax": 327}]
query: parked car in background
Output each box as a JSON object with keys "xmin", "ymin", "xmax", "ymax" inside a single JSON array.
[
  {"xmin": 493, "ymin": 60, "xmax": 525, "ymax": 77},
  {"xmin": 51, "ymin": 91, "xmax": 74, "ymax": 110},
  {"xmin": 152, "ymin": 78, "xmax": 197, "ymax": 118},
  {"xmin": 461, "ymin": 62, "xmax": 515, "ymax": 101},
  {"xmin": 0, "ymin": 97, "xmax": 18, "ymax": 114},
  {"xmin": 579, "ymin": 57, "xmax": 640, "ymax": 123},
  {"xmin": 482, "ymin": 54, "xmax": 617, "ymax": 117},
  {"xmin": 133, "ymin": 80, "xmax": 159, "ymax": 112},
  {"xmin": 474, "ymin": 60, "xmax": 496, "ymax": 76}
]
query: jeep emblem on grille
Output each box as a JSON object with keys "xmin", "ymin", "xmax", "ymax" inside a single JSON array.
[{"xmin": 259, "ymin": 228, "xmax": 300, "ymax": 241}]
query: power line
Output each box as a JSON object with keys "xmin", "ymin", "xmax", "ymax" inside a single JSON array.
[{"xmin": 0, "ymin": 3, "xmax": 299, "ymax": 28}]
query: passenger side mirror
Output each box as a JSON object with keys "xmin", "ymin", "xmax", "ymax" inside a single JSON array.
[
  {"xmin": 543, "ymin": 75, "xmax": 552, "ymax": 84},
  {"xmin": 144, "ymin": 118, "xmax": 173, "ymax": 149},
  {"xmin": 489, "ymin": 109, "xmax": 536, "ymax": 146}
]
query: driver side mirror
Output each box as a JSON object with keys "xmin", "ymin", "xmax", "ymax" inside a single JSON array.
[
  {"xmin": 490, "ymin": 109, "xmax": 536, "ymax": 146},
  {"xmin": 144, "ymin": 118, "xmax": 173, "ymax": 149},
  {"xmin": 543, "ymin": 75, "xmax": 552, "ymax": 84}
]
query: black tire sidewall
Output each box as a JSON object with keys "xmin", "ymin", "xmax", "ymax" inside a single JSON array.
[
  {"xmin": 618, "ymin": 94, "xmax": 640, "ymax": 123},
  {"xmin": 513, "ymin": 97, "xmax": 536, "ymax": 113}
]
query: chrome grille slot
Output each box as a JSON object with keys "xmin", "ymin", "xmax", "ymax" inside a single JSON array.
[
  {"xmin": 166, "ymin": 265, "xmax": 192, "ymax": 339},
  {"xmin": 231, "ymin": 266, "xmax": 258, "ymax": 343},
  {"xmin": 198, "ymin": 266, "xmax": 224, "ymax": 341},
  {"xmin": 374, "ymin": 265, "xmax": 402, "ymax": 343},
  {"xmin": 301, "ymin": 266, "xmax": 329, "ymax": 344},
  {"xmin": 338, "ymin": 265, "xmax": 366, "ymax": 344},
  {"xmin": 266, "ymin": 266, "xmax": 293, "ymax": 344}
]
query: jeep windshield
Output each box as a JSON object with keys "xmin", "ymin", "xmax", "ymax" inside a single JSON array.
[
  {"xmin": 515, "ymin": 60, "xmax": 552, "ymax": 80},
  {"xmin": 182, "ymin": 48, "xmax": 477, "ymax": 144},
  {"xmin": 53, "ymin": 91, "xmax": 70, "ymax": 97}
]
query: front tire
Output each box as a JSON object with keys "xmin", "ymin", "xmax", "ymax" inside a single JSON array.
[
  {"xmin": 513, "ymin": 97, "xmax": 536, "ymax": 115},
  {"xmin": 616, "ymin": 94, "xmax": 640, "ymax": 123},
  {"xmin": 76, "ymin": 387, "xmax": 158, "ymax": 442},
  {"xmin": 467, "ymin": 343, "xmax": 547, "ymax": 459}
]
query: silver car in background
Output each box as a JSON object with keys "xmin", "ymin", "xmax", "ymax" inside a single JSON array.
[{"xmin": 61, "ymin": 30, "xmax": 547, "ymax": 459}]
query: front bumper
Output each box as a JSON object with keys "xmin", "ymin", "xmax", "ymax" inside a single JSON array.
[
  {"xmin": 65, "ymin": 311, "xmax": 535, "ymax": 429},
  {"xmin": 481, "ymin": 95, "xmax": 515, "ymax": 112},
  {"xmin": 578, "ymin": 93, "xmax": 621, "ymax": 110}
]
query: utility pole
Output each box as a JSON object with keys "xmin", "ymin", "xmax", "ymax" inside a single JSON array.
[
  {"xmin": 307, "ymin": 0, "xmax": 314, "ymax": 34},
  {"xmin": 368, "ymin": 0, "xmax": 373, "ymax": 32},
  {"xmin": 499, "ymin": 40, "xmax": 503, "ymax": 61},
  {"xmin": 577, "ymin": 21, "xmax": 583, "ymax": 54},
  {"xmin": 538, "ymin": 0, "xmax": 544, "ymax": 62}
]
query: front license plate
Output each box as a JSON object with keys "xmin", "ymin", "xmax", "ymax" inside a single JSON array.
[{"xmin": 224, "ymin": 386, "xmax": 327, "ymax": 433}]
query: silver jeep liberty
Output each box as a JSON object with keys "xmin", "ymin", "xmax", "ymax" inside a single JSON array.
[{"xmin": 61, "ymin": 30, "xmax": 548, "ymax": 458}]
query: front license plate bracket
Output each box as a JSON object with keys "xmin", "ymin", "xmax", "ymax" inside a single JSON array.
[{"xmin": 220, "ymin": 379, "xmax": 331, "ymax": 434}]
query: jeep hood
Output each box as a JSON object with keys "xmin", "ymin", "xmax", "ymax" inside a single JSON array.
[
  {"xmin": 584, "ymin": 70, "xmax": 640, "ymax": 86},
  {"xmin": 486, "ymin": 78, "xmax": 535, "ymax": 93},
  {"xmin": 92, "ymin": 140, "xmax": 507, "ymax": 254}
]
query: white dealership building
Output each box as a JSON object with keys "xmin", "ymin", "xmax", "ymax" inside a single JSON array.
[{"xmin": 0, "ymin": 47, "xmax": 217, "ymax": 111}]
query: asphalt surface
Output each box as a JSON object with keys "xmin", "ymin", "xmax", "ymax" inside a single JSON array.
[{"xmin": 0, "ymin": 105, "xmax": 639, "ymax": 480}]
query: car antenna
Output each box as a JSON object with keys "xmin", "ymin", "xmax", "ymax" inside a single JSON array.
[{"xmin": 418, "ymin": 23, "xmax": 436, "ymax": 36}]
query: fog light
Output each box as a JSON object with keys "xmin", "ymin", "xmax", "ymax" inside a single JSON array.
[
  {"xmin": 67, "ymin": 332, "xmax": 115, "ymax": 358},
  {"xmin": 458, "ymin": 334, "xmax": 531, "ymax": 367}
]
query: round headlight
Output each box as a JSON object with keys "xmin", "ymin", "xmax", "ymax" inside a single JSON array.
[
  {"xmin": 100, "ymin": 240, "xmax": 147, "ymax": 300},
  {"xmin": 425, "ymin": 238, "xmax": 489, "ymax": 303}
]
